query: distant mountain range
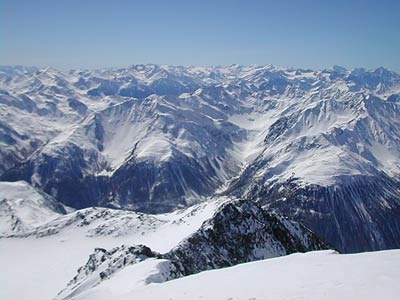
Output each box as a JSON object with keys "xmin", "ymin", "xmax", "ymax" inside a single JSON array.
[{"xmin": 1, "ymin": 64, "xmax": 400, "ymax": 253}]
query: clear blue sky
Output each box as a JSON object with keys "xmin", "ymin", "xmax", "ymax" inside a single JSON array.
[{"xmin": 1, "ymin": 0, "xmax": 399, "ymax": 71}]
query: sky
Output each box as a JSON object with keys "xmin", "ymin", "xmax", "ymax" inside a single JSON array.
[{"xmin": 1, "ymin": 0, "xmax": 400, "ymax": 71}]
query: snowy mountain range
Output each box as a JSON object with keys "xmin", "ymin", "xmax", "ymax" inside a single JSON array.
[
  {"xmin": 1, "ymin": 63, "xmax": 400, "ymax": 299},
  {"xmin": 1, "ymin": 64, "xmax": 400, "ymax": 254}
]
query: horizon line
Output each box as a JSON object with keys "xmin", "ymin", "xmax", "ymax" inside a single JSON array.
[{"xmin": 1, "ymin": 63, "xmax": 399, "ymax": 74}]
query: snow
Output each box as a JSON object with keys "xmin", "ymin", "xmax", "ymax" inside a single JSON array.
[
  {"xmin": 66, "ymin": 250, "xmax": 400, "ymax": 300},
  {"xmin": 0, "ymin": 197, "xmax": 227, "ymax": 300},
  {"xmin": 135, "ymin": 136, "xmax": 173, "ymax": 161},
  {"xmin": 57, "ymin": 258, "xmax": 175, "ymax": 300},
  {"xmin": 98, "ymin": 101, "xmax": 154, "ymax": 169},
  {"xmin": 1, "ymin": 189, "xmax": 398, "ymax": 300},
  {"xmin": 0, "ymin": 237, "xmax": 98, "ymax": 300},
  {"xmin": 0, "ymin": 181, "xmax": 63, "ymax": 235},
  {"xmin": 228, "ymin": 112, "xmax": 272, "ymax": 163}
]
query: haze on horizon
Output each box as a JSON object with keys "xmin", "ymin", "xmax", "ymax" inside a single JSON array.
[{"xmin": 1, "ymin": 0, "xmax": 400, "ymax": 72}]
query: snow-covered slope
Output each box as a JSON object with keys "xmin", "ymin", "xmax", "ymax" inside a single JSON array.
[
  {"xmin": 54, "ymin": 245, "xmax": 169, "ymax": 300},
  {"xmin": 1, "ymin": 64, "xmax": 400, "ymax": 252},
  {"xmin": 53, "ymin": 199, "xmax": 328, "ymax": 300},
  {"xmin": 68, "ymin": 250, "xmax": 400, "ymax": 300},
  {"xmin": 0, "ymin": 197, "xmax": 225, "ymax": 300},
  {"xmin": 5, "ymin": 196, "xmax": 227, "ymax": 251},
  {"xmin": 0, "ymin": 181, "xmax": 66, "ymax": 236},
  {"xmin": 0, "ymin": 197, "xmax": 328, "ymax": 300}
]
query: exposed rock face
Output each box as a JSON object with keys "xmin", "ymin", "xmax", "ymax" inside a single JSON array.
[
  {"xmin": 165, "ymin": 200, "xmax": 329, "ymax": 276},
  {"xmin": 229, "ymin": 170, "xmax": 400, "ymax": 253},
  {"xmin": 257, "ymin": 175, "xmax": 400, "ymax": 253}
]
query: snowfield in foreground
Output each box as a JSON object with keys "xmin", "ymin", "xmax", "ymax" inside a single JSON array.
[
  {"xmin": 59, "ymin": 250, "xmax": 400, "ymax": 300},
  {"xmin": 0, "ymin": 197, "xmax": 225, "ymax": 300}
]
